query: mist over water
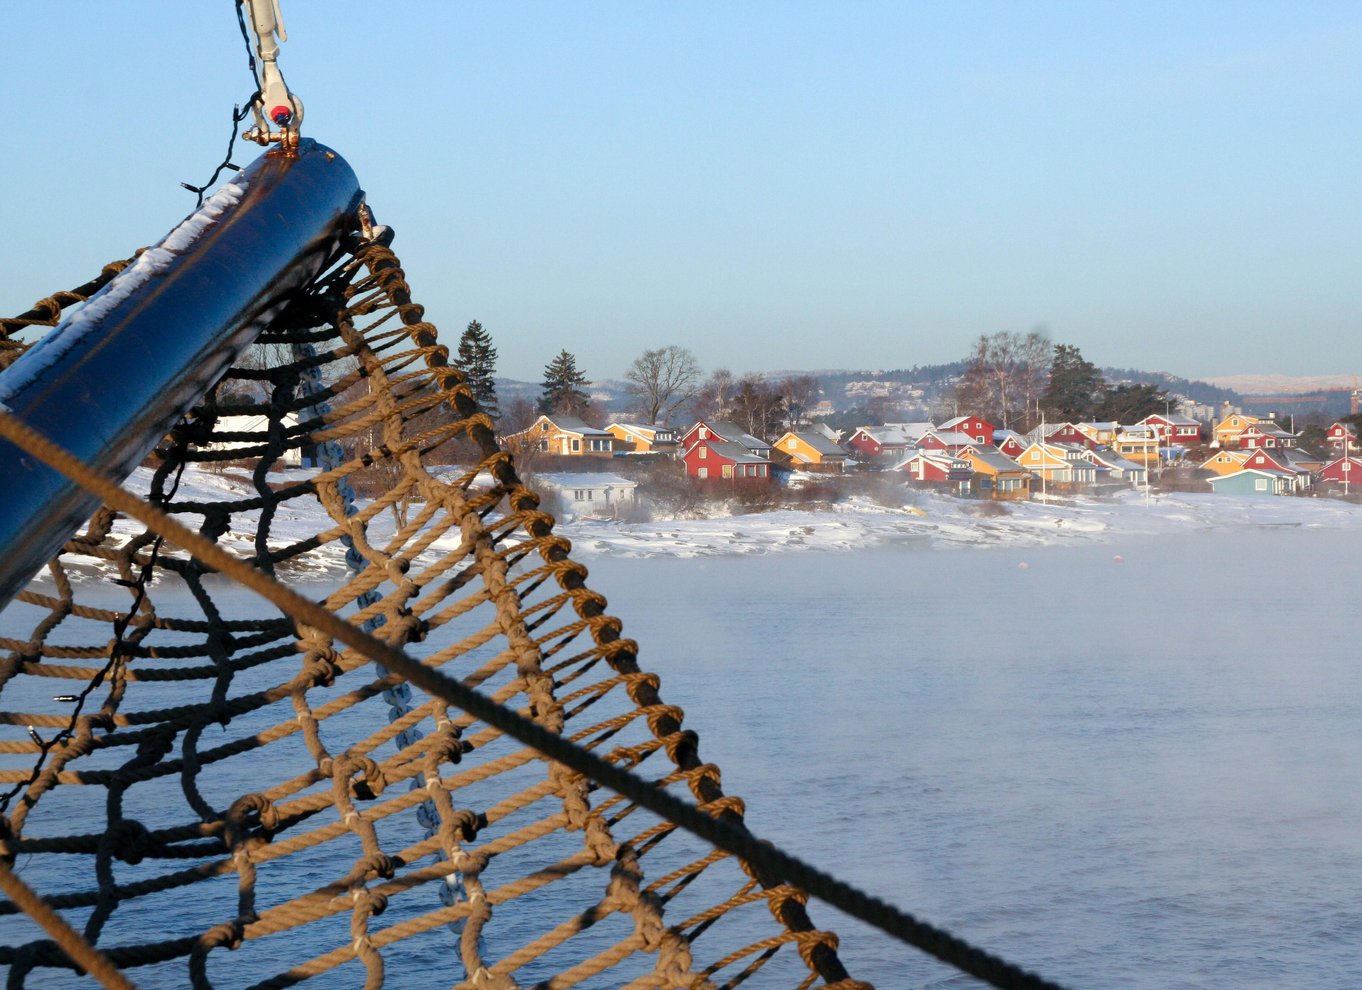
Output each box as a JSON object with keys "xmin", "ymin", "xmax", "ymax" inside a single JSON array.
[
  {"xmin": 3, "ymin": 526, "xmax": 1359, "ymax": 987},
  {"xmin": 586, "ymin": 528, "xmax": 1362, "ymax": 988}
]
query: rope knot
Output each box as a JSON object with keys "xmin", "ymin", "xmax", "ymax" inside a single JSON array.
[
  {"xmin": 359, "ymin": 852, "xmax": 401, "ymax": 880},
  {"xmin": 106, "ymin": 818, "xmax": 153, "ymax": 865},
  {"xmin": 223, "ymin": 793, "xmax": 280, "ymax": 850},
  {"xmin": 352, "ymin": 885, "xmax": 389, "ymax": 916},
  {"xmin": 200, "ymin": 917, "xmax": 247, "ymax": 952},
  {"xmin": 303, "ymin": 647, "xmax": 342, "ymax": 687},
  {"xmin": 333, "ymin": 754, "xmax": 386, "ymax": 799}
]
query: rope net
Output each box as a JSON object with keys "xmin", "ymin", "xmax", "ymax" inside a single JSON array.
[{"xmin": 0, "ymin": 233, "xmax": 868, "ymax": 989}]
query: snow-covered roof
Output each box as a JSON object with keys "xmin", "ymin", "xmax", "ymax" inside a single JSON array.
[
  {"xmin": 938, "ymin": 415, "xmax": 988, "ymax": 431},
  {"xmin": 547, "ymin": 415, "xmax": 613, "ymax": 436},
  {"xmin": 892, "ymin": 450, "xmax": 963, "ymax": 471},
  {"xmin": 785, "ymin": 431, "xmax": 847, "ymax": 457},
  {"xmin": 1085, "ymin": 446, "xmax": 1143, "ymax": 472},
  {"xmin": 700, "ymin": 440, "xmax": 771, "ymax": 465},
  {"xmin": 705, "ymin": 421, "xmax": 771, "ymax": 451},
  {"xmin": 1144, "ymin": 412, "xmax": 1201, "ymax": 426},
  {"xmin": 537, "ymin": 472, "xmax": 637, "ymax": 490},
  {"xmin": 963, "ymin": 448, "xmax": 1029, "ymax": 474},
  {"xmin": 921, "ymin": 430, "xmax": 976, "ymax": 447}
]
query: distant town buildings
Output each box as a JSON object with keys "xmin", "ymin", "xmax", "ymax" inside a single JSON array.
[{"xmin": 499, "ymin": 405, "xmax": 1359, "ymax": 501}]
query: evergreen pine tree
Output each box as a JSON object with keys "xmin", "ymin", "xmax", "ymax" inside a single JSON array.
[
  {"xmin": 538, "ymin": 350, "xmax": 591, "ymax": 417},
  {"xmin": 454, "ymin": 320, "xmax": 499, "ymax": 419},
  {"xmin": 1041, "ymin": 343, "xmax": 1105, "ymax": 421}
]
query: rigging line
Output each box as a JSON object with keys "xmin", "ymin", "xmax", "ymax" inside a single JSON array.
[
  {"xmin": 181, "ymin": 2, "xmax": 261, "ymax": 206},
  {"xmin": 0, "ymin": 409, "xmax": 1069, "ymax": 990}
]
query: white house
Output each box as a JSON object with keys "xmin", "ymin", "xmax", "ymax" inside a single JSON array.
[
  {"xmin": 537, "ymin": 473, "xmax": 639, "ymax": 518},
  {"xmin": 205, "ymin": 413, "xmax": 304, "ymax": 467}
]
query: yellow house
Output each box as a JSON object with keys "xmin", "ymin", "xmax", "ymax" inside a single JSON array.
[
  {"xmin": 1113, "ymin": 427, "xmax": 1159, "ymax": 464},
  {"xmin": 503, "ymin": 414, "xmax": 614, "ymax": 456},
  {"xmin": 1212, "ymin": 413, "xmax": 1260, "ymax": 448},
  {"xmin": 1016, "ymin": 442, "xmax": 1098, "ymax": 485},
  {"xmin": 1074, "ymin": 421, "xmax": 1119, "ymax": 446},
  {"xmin": 604, "ymin": 423, "xmax": 678, "ymax": 457},
  {"xmin": 956, "ymin": 446, "xmax": 1031, "ymax": 500},
  {"xmin": 1199, "ymin": 449, "xmax": 1250, "ymax": 477},
  {"xmin": 770, "ymin": 431, "xmax": 849, "ymax": 472}
]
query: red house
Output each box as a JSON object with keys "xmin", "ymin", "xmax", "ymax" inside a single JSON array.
[
  {"xmin": 844, "ymin": 423, "xmax": 927, "ymax": 460},
  {"xmin": 914, "ymin": 429, "xmax": 977, "ymax": 455},
  {"xmin": 1238, "ymin": 422, "xmax": 1296, "ymax": 450},
  {"xmin": 896, "ymin": 450, "xmax": 972, "ymax": 489},
  {"xmin": 1041, "ymin": 423, "xmax": 1093, "ymax": 448},
  {"xmin": 1240, "ymin": 447, "xmax": 1311, "ymax": 489},
  {"xmin": 681, "ymin": 439, "xmax": 771, "ymax": 483},
  {"xmin": 937, "ymin": 415, "xmax": 995, "ymax": 446},
  {"xmin": 1326, "ymin": 422, "xmax": 1358, "ymax": 453},
  {"xmin": 680, "ymin": 420, "xmax": 771, "ymax": 459},
  {"xmin": 1140, "ymin": 413, "xmax": 1202, "ymax": 443},
  {"xmin": 1321, "ymin": 454, "xmax": 1362, "ymax": 486},
  {"xmin": 994, "ymin": 430, "xmax": 1027, "ymax": 458}
]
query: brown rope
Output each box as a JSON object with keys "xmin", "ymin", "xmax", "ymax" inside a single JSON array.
[{"xmin": 0, "ymin": 860, "xmax": 138, "ymax": 990}]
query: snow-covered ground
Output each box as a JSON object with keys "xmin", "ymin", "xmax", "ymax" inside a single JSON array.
[
  {"xmin": 90, "ymin": 465, "xmax": 1362, "ymax": 578},
  {"xmin": 558, "ymin": 488, "xmax": 1362, "ymax": 557}
]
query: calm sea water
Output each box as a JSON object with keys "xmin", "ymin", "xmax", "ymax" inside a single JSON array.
[
  {"xmin": 582, "ymin": 527, "xmax": 1362, "ymax": 988},
  {"xmin": 3, "ymin": 525, "xmax": 1360, "ymax": 988}
]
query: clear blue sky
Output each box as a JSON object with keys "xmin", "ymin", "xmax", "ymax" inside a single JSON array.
[{"xmin": 6, "ymin": 2, "xmax": 1359, "ymax": 383}]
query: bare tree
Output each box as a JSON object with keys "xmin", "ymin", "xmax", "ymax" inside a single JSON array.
[
  {"xmin": 953, "ymin": 329, "xmax": 1050, "ymax": 429},
  {"xmin": 499, "ymin": 397, "xmax": 539, "ymax": 435},
  {"xmin": 729, "ymin": 374, "xmax": 784, "ymax": 441},
  {"xmin": 685, "ymin": 367, "xmax": 735, "ymax": 423},
  {"xmin": 1015, "ymin": 329, "xmax": 1051, "ymax": 430},
  {"xmin": 778, "ymin": 374, "xmax": 820, "ymax": 431},
  {"xmin": 624, "ymin": 346, "xmax": 702, "ymax": 424}
]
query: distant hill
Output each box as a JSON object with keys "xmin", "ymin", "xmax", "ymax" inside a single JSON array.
[
  {"xmin": 1204, "ymin": 374, "xmax": 1358, "ymax": 394},
  {"xmin": 1101, "ymin": 368, "xmax": 1240, "ymax": 405}
]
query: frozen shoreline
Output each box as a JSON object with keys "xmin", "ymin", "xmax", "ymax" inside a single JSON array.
[
  {"xmin": 40, "ymin": 466, "xmax": 1362, "ymax": 590},
  {"xmin": 557, "ymin": 488, "xmax": 1362, "ymax": 557}
]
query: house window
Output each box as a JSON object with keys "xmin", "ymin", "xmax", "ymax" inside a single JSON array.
[
  {"xmin": 1255, "ymin": 479, "xmax": 1268, "ymax": 491},
  {"xmin": 699, "ymin": 428, "xmax": 709, "ymax": 439},
  {"xmin": 538, "ymin": 440, "xmax": 548, "ymax": 452},
  {"xmin": 722, "ymin": 465, "xmax": 733, "ymax": 479},
  {"xmin": 698, "ymin": 467, "xmax": 708, "ymax": 479},
  {"xmin": 574, "ymin": 490, "xmax": 585, "ymax": 501},
  {"xmin": 787, "ymin": 438, "xmax": 797, "ymax": 450},
  {"xmin": 541, "ymin": 422, "xmax": 549, "ymax": 432},
  {"xmin": 1344, "ymin": 462, "xmax": 1352, "ymax": 474},
  {"xmin": 698, "ymin": 446, "xmax": 707, "ymax": 459},
  {"xmin": 1030, "ymin": 451, "xmax": 1040, "ymax": 461},
  {"xmin": 571, "ymin": 439, "xmax": 580, "ymax": 452}
]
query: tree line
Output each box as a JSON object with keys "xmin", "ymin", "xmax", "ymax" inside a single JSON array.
[
  {"xmin": 457, "ymin": 321, "xmax": 1175, "ymax": 440},
  {"xmin": 953, "ymin": 330, "xmax": 1171, "ymax": 431},
  {"xmin": 434, "ymin": 318, "xmax": 828, "ymax": 438}
]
